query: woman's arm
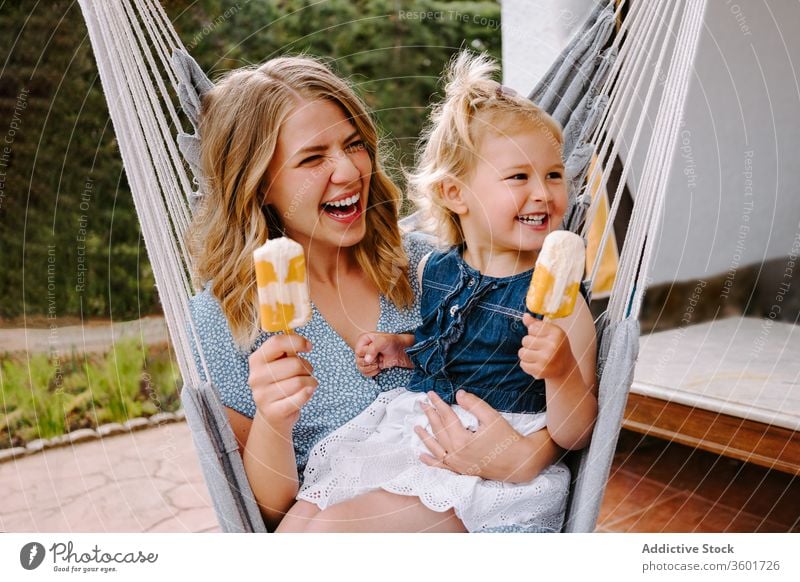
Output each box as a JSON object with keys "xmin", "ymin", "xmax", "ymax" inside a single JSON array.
[
  {"xmin": 242, "ymin": 410, "xmax": 301, "ymax": 531},
  {"xmin": 242, "ymin": 334, "xmax": 318, "ymax": 530},
  {"xmin": 226, "ymin": 407, "xmax": 253, "ymax": 453}
]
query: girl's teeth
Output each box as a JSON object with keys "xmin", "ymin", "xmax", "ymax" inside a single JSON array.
[{"xmin": 519, "ymin": 214, "xmax": 546, "ymax": 225}]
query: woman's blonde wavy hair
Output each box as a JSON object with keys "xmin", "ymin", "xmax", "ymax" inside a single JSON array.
[
  {"xmin": 188, "ymin": 55, "xmax": 412, "ymax": 348},
  {"xmin": 408, "ymin": 51, "xmax": 564, "ymax": 246}
]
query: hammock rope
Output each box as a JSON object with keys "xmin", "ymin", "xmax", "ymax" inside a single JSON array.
[{"xmin": 80, "ymin": 0, "xmax": 208, "ymax": 385}]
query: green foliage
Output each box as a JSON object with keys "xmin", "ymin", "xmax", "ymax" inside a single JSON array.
[
  {"xmin": 1, "ymin": 353, "xmax": 69, "ymax": 441},
  {"xmin": 0, "ymin": 342, "xmax": 181, "ymax": 447},
  {"xmin": 0, "ymin": 0, "xmax": 501, "ymax": 319},
  {"xmin": 173, "ymin": 0, "xmax": 502, "ymax": 180}
]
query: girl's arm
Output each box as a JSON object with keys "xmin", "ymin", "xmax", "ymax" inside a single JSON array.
[
  {"xmin": 520, "ymin": 296, "xmax": 598, "ymax": 450},
  {"xmin": 354, "ymin": 332, "xmax": 416, "ymax": 377},
  {"xmin": 243, "ymin": 334, "xmax": 318, "ymax": 530}
]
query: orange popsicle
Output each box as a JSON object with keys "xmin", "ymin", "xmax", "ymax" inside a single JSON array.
[
  {"xmin": 253, "ymin": 237, "xmax": 312, "ymax": 332},
  {"xmin": 526, "ymin": 231, "xmax": 585, "ymax": 319}
]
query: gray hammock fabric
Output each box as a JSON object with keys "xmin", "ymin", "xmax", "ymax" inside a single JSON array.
[
  {"xmin": 529, "ymin": 0, "xmax": 617, "ymax": 235},
  {"xmin": 77, "ymin": 0, "xmax": 706, "ymax": 533},
  {"xmin": 182, "ymin": 382, "xmax": 267, "ymax": 532}
]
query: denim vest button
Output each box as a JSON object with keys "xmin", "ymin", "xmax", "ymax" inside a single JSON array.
[
  {"xmin": 468, "ymin": 277, "xmax": 475, "ymax": 287},
  {"xmin": 449, "ymin": 304, "xmax": 459, "ymax": 316}
]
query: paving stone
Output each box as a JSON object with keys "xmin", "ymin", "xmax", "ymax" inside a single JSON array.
[
  {"xmin": 0, "ymin": 447, "xmax": 28, "ymax": 463},
  {"xmin": 165, "ymin": 483, "xmax": 214, "ymax": 510},
  {"xmin": 146, "ymin": 506, "xmax": 220, "ymax": 533},
  {"xmin": 149, "ymin": 412, "xmax": 176, "ymax": 426},
  {"xmin": 26, "ymin": 439, "xmax": 48, "ymax": 452},
  {"xmin": 65, "ymin": 429, "xmax": 99, "ymax": 444},
  {"xmin": 49, "ymin": 434, "xmax": 73, "ymax": 447},
  {"xmin": 97, "ymin": 423, "xmax": 127, "ymax": 437},
  {"xmin": 124, "ymin": 418, "xmax": 151, "ymax": 432},
  {"xmin": 0, "ymin": 423, "xmax": 215, "ymax": 532}
]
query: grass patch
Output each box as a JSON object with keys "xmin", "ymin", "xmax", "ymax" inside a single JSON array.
[{"xmin": 0, "ymin": 340, "xmax": 181, "ymax": 449}]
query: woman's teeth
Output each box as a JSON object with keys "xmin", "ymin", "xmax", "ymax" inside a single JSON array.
[
  {"xmin": 322, "ymin": 193, "xmax": 361, "ymax": 217},
  {"xmin": 518, "ymin": 213, "xmax": 546, "ymax": 226},
  {"xmin": 325, "ymin": 193, "xmax": 360, "ymax": 208}
]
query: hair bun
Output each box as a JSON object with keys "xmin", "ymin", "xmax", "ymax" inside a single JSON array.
[{"xmin": 444, "ymin": 51, "xmax": 499, "ymax": 104}]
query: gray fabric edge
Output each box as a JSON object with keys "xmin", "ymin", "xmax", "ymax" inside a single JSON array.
[
  {"xmin": 171, "ymin": 49, "xmax": 212, "ymax": 210},
  {"xmin": 181, "ymin": 383, "xmax": 267, "ymax": 533},
  {"xmin": 563, "ymin": 317, "xmax": 640, "ymax": 532}
]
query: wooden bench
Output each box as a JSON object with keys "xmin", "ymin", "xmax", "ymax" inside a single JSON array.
[{"xmin": 623, "ymin": 317, "xmax": 800, "ymax": 475}]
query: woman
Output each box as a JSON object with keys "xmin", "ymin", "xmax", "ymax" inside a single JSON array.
[{"xmin": 188, "ymin": 55, "xmax": 563, "ymax": 532}]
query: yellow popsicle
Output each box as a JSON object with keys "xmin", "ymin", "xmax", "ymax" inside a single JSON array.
[
  {"xmin": 526, "ymin": 231, "xmax": 585, "ymax": 319},
  {"xmin": 253, "ymin": 237, "xmax": 312, "ymax": 332}
]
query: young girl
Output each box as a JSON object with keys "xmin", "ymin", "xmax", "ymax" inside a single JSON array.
[{"xmin": 281, "ymin": 51, "xmax": 598, "ymax": 533}]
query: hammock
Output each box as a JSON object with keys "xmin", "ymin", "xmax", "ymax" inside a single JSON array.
[{"xmin": 76, "ymin": 0, "xmax": 707, "ymax": 533}]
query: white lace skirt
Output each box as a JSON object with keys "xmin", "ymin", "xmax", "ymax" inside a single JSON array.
[{"xmin": 298, "ymin": 387, "xmax": 570, "ymax": 532}]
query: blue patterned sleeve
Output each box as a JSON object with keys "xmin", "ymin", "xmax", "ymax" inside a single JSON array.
[
  {"xmin": 402, "ymin": 230, "xmax": 436, "ymax": 306},
  {"xmin": 188, "ymin": 289, "xmax": 257, "ymax": 419}
]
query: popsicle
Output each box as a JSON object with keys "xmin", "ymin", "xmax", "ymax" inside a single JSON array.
[
  {"xmin": 253, "ymin": 237, "xmax": 312, "ymax": 332},
  {"xmin": 526, "ymin": 231, "xmax": 585, "ymax": 320}
]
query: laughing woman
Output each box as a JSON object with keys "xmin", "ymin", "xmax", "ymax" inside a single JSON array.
[{"xmin": 188, "ymin": 55, "xmax": 562, "ymax": 532}]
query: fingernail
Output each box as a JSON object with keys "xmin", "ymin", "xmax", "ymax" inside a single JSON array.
[
  {"xmin": 306, "ymin": 386, "xmax": 315, "ymax": 395},
  {"xmin": 364, "ymin": 354, "xmax": 373, "ymax": 364}
]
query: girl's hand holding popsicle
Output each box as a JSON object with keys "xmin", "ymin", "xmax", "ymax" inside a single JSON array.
[{"xmin": 519, "ymin": 231, "xmax": 586, "ymax": 381}]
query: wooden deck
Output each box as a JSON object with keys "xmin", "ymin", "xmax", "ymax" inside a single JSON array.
[{"xmin": 624, "ymin": 317, "xmax": 800, "ymax": 475}]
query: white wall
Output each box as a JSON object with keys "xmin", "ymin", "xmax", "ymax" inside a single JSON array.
[
  {"xmin": 503, "ymin": 0, "xmax": 800, "ymax": 286},
  {"xmin": 502, "ymin": 0, "xmax": 598, "ymax": 92}
]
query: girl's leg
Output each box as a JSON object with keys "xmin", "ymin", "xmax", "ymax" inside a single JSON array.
[
  {"xmin": 274, "ymin": 500, "xmax": 323, "ymax": 532},
  {"xmin": 303, "ymin": 490, "xmax": 467, "ymax": 533}
]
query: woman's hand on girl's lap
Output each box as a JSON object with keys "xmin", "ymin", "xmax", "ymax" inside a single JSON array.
[
  {"xmin": 414, "ymin": 390, "xmax": 554, "ymax": 483},
  {"xmin": 247, "ymin": 334, "xmax": 318, "ymax": 432}
]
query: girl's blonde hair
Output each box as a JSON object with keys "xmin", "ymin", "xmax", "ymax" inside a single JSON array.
[
  {"xmin": 408, "ymin": 51, "xmax": 564, "ymax": 246},
  {"xmin": 189, "ymin": 55, "xmax": 412, "ymax": 348}
]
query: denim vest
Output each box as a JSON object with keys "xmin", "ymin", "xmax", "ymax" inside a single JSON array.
[{"xmin": 406, "ymin": 246, "xmax": 546, "ymax": 414}]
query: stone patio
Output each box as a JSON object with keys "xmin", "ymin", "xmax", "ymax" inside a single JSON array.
[
  {"xmin": 2, "ymin": 421, "xmax": 796, "ymax": 533},
  {"xmin": 0, "ymin": 422, "xmax": 217, "ymax": 532}
]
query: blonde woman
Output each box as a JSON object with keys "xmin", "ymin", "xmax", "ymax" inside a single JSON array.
[{"xmin": 188, "ymin": 55, "xmax": 562, "ymax": 532}]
